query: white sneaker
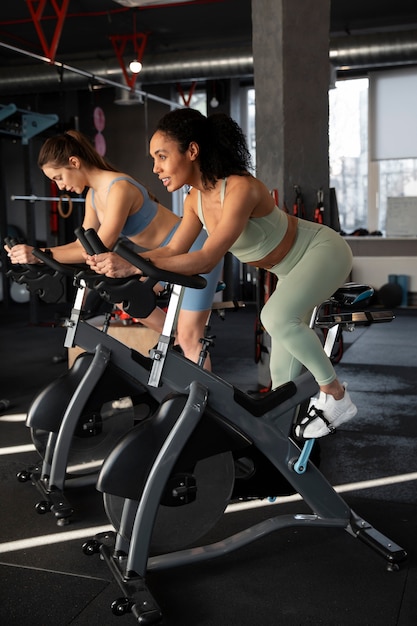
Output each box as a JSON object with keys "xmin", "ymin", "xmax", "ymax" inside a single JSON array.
[{"xmin": 294, "ymin": 383, "xmax": 357, "ymax": 439}]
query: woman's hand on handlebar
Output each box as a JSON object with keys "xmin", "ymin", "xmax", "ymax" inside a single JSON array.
[
  {"xmin": 4, "ymin": 243, "xmax": 41, "ymax": 265},
  {"xmin": 85, "ymin": 251, "xmax": 142, "ymax": 279}
]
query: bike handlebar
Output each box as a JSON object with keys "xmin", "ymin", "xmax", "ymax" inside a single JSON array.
[
  {"xmin": 81, "ymin": 227, "xmax": 108, "ymax": 254},
  {"xmin": 26, "ymin": 228, "xmax": 207, "ymax": 292},
  {"xmin": 113, "ymin": 240, "xmax": 207, "ymax": 290}
]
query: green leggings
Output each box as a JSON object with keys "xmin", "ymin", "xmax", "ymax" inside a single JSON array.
[{"xmin": 260, "ymin": 220, "xmax": 353, "ymax": 389}]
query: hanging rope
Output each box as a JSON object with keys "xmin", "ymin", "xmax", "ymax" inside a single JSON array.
[{"xmin": 57, "ymin": 193, "xmax": 73, "ymax": 218}]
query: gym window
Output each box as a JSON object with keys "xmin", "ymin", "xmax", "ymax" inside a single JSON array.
[{"xmin": 329, "ymin": 73, "xmax": 417, "ymax": 235}]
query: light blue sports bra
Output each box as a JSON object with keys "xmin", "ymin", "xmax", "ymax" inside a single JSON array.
[
  {"xmin": 91, "ymin": 176, "xmax": 158, "ymax": 238},
  {"xmin": 197, "ymin": 178, "xmax": 288, "ymax": 263}
]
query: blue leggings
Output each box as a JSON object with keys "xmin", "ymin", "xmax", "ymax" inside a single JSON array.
[{"xmin": 260, "ymin": 220, "xmax": 352, "ymax": 389}]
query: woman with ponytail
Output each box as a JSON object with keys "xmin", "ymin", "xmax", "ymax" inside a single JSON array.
[{"xmin": 5, "ymin": 129, "xmax": 223, "ymax": 366}]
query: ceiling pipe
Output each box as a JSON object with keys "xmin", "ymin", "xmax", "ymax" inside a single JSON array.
[
  {"xmin": 0, "ymin": 43, "xmax": 253, "ymax": 95},
  {"xmin": 330, "ymin": 29, "xmax": 417, "ymax": 69},
  {"xmin": 0, "ymin": 41, "xmax": 182, "ymax": 106},
  {"xmin": 1, "ymin": 30, "xmax": 417, "ymax": 95}
]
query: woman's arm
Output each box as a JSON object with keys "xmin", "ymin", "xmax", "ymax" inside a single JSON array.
[
  {"xmin": 4, "ymin": 189, "xmax": 99, "ymax": 265},
  {"xmin": 93, "ymin": 180, "xmax": 139, "ymax": 249},
  {"xmin": 146, "ymin": 200, "xmax": 203, "ymax": 259},
  {"xmin": 86, "ymin": 198, "xmax": 203, "ymax": 277},
  {"xmin": 5, "ymin": 178, "xmax": 145, "ymax": 266},
  {"xmin": 145, "ymin": 177, "xmax": 257, "ymax": 274},
  {"xmin": 47, "ymin": 191, "xmax": 101, "ymax": 263},
  {"xmin": 88, "ymin": 176, "xmax": 258, "ymax": 278}
]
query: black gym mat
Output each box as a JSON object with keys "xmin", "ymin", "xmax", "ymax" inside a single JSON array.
[
  {"xmin": 1, "ymin": 302, "xmax": 416, "ymax": 625},
  {"xmin": 0, "ymin": 564, "xmax": 110, "ymax": 626},
  {"xmin": 144, "ymin": 496, "xmax": 417, "ymax": 626}
]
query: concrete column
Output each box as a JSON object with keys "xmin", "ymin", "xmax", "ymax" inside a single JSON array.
[{"xmin": 252, "ymin": 0, "xmax": 331, "ymax": 222}]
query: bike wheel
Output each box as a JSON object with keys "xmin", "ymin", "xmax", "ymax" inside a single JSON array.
[{"xmin": 104, "ymin": 451, "xmax": 235, "ymax": 553}]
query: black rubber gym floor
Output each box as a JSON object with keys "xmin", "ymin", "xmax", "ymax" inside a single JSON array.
[{"xmin": 0, "ymin": 301, "xmax": 416, "ymax": 625}]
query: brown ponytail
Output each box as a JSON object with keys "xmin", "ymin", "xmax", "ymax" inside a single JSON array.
[{"xmin": 37, "ymin": 130, "xmax": 119, "ymax": 172}]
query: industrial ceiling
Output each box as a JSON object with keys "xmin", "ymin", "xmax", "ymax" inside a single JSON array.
[{"xmin": 0, "ymin": 0, "xmax": 417, "ymax": 95}]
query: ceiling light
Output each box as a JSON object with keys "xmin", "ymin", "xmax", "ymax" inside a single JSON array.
[{"xmin": 129, "ymin": 59, "xmax": 143, "ymax": 73}]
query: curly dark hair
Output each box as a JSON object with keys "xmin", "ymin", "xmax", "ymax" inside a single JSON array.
[{"xmin": 155, "ymin": 108, "xmax": 253, "ymax": 189}]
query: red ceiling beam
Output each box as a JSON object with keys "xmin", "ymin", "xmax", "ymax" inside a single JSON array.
[
  {"xmin": 176, "ymin": 81, "xmax": 197, "ymax": 107},
  {"xmin": 26, "ymin": 0, "xmax": 70, "ymax": 63},
  {"xmin": 110, "ymin": 33, "xmax": 148, "ymax": 90}
]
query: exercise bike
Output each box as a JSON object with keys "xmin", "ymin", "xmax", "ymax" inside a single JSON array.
[
  {"xmin": 7, "ymin": 235, "xmax": 166, "ymax": 525},
  {"xmin": 8, "ymin": 231, "xmax": 241, "ymax": 526},
  {"xmin": 71, "ymin": 238, "xmax": 405, "ymax": 624}
]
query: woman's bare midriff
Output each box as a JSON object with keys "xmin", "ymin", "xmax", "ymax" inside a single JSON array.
[{"xmin": 129, "ymin": 204, "xmax": 180, "ymax": 249}]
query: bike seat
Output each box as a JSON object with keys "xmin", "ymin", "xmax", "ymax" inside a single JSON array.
[{"xmin": 331, "ymin": 282, "xmax": 374, "ymax": 306}]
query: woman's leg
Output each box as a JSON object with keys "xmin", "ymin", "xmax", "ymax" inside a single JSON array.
[
  {"xmin": 261, "ymin": 228, "xmax": 356, "ymax": 437},
  {"xmin": 157, "ymin": 228, "xmax": 221, "ymax": 368},
  {"xmin": 177, "ymin": 258, "xmax": 223, "ymax": 368},
  {"xmin": 261, "ymin": 233, "xmax": 352, "ymax": 388},
  {"xmin": 137, "ymin": 306, "xmax": 166, "ymax": 333},
  {"xmin": 176, "ymin": 308, "xmax": 212, "ymax": 368}
]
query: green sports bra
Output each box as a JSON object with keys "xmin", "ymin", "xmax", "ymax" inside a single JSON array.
[{"xmin": 197, "ymin": 178, "xmax": 288, "ymax": 264}]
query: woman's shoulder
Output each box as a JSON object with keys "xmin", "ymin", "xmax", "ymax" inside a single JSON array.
[
  {"xmin": 106, "ymin": 174, "xmax": 146, "ymax": 196},
  {"xmin": 224, "ymin": 175, "xmax": 274, "ymax": 215},
  {"xmin": 225, "ymin": 174, "xmax": 267, "ymax": 199},
  {"xmin": 106, "ymin": 172, "xmax": 138, "ymax": 185},
  {"xmin": 226, "ymin": 173, "xmax": 257, "ymax": 189}
]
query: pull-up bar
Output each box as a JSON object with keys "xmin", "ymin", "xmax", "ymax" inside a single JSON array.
[
  {"xmin": 11, "ymin": 193, "xmax": 85, "ymax": 218},
  {"xmin": 11, "ymin": 194, "xmax": 85, "ymax": 203}
]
